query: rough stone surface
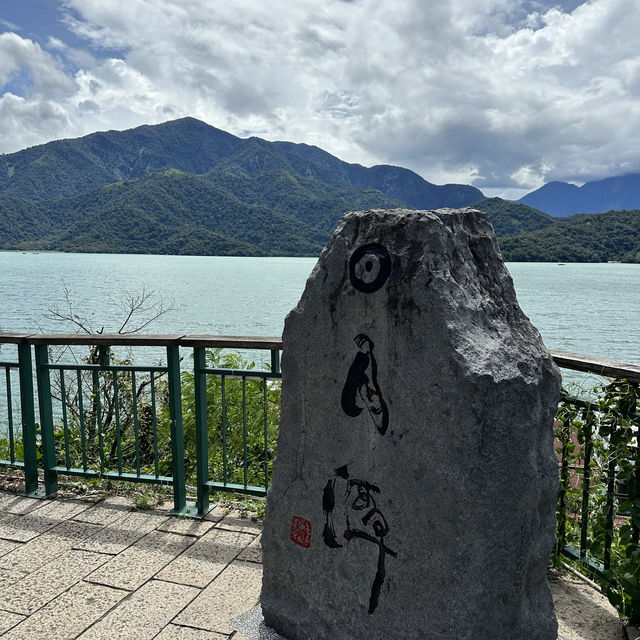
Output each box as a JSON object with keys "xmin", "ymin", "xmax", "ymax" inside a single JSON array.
[{"xmin": 261, "ymin": 209, "xmax": 562, "ymax": 640}]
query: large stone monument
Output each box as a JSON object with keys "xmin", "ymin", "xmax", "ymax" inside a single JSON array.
[{"xmin": 261, "ymin": 208, "xmax": 561, "ymax": 640}]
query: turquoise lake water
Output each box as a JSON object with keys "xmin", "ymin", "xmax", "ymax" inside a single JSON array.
[{"xmin": 1, "ymin": 252, "xmax": 639, "ymax": 367}]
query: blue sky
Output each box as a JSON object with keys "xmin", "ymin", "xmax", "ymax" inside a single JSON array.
[{"xmin": 0, "ymin": 0, "xmax": 636, "ymax": 198}]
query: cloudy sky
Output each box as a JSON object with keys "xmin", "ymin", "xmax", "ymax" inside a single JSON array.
[{"xmin": 0, "ymin": 0, "xmax": 637, "ymax": 198}]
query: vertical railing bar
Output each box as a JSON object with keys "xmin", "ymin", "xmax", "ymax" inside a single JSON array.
[
  {"xmin": 194, "ymin": 347, "xmax": 209, "ymax": 516},
  {"xmin": 131, "ymin": 371, "xmax": 140, "ymax": 477},
  {"xmin": 18, "ymin": 344, "xmax": 38, "ymax": 494},
  {"xmin": 242, "ymin": 375, "xmax": 248, "ymax": 489},
  {"xmin": 77, "ymin": 370, "xmax": 87, "ymax": 472},
  {"xmin": 60, "ymin": 371, "xmax": 71, "ymax": 469},
  {"xmin": 167, "ymin": 345, "xmax": 186, "ymax": 513},
  {"xmin": 580, "ymin": 413, "xmax": 594, "ymax": 559},
  {"xmin": 6, "ymin": 366, "xmax": 15, "ymax": 464},
  {"xmin": 151, "ymin": 373, "xmax": 159, "ymax": 479},
  {"xmin": 34, "ymin": 345, "xmax": 58, "ymax": 495},
  {"xmin": 113, "ymin": 373, "xmax": 122, "ymax": 475},
  {"xmin": 222, "ymin": 375, "xmax": 227, "ymax": 487},
  {"xmin": 263, "ymin": 376, "xmax": 269, "ymax": 491},
  {"xmin": 93, "ymin": 369, "xmax": 105, "ymax": 474}
]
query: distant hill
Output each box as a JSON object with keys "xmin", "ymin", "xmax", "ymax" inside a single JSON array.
[
  {"xmin": 498, "ymin": 209, "xmax": 640, "ymax": 262},
  {"xmin": 469, "ymin": 197, "xmax": 555, "ymax": 237},
  {"xmin": 519, "ymin": 173, "xmax": 640, "ymax": 217},
  {"xmin": 0, "ymin": 118, "xmax": 483, "ymax": 255}
]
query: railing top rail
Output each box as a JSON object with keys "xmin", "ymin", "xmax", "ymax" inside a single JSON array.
[
  {"xmin": 549, "ymin": 349, "xmax": 640, "ymax": 384},
  {"xmin": 180, "ymin": 335, "xmax": 282, "ymax": 349},
  {"xmin": 1, "ymin": 334, "xmax": 639, "ymax": 381},
  {"xmin": 0, "ymin": 332, "xmax": 36, "ymax": 344},
  {"xmin": 24, "ymin": 333, "xmax": 186, "ymax": 346}
]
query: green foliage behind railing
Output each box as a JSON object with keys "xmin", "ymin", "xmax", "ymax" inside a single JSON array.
[
  {"xmin": 555, "ymin": 379, "xmax": 640, "ymax": 623},
  {"xmin": 178, "ymin": 348, "xmax": 281, "ymax": 492}
]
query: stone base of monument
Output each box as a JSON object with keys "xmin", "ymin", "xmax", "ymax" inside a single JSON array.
[{"xmin": 231, "ymin": 605, "xmax": 570, "ymax": 640}]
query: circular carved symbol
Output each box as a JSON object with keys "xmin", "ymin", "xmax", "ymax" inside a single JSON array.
[{"xmin": 349, "ymin": 243, "xmax": 391, "ymax": 293}]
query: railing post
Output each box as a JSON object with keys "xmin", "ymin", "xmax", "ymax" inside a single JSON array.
[
  {"xmin": 34, "ymin": 344, "xmax": 58, "ymax": 496},
  {"xmin": 17, "ymin": 343, "xmax": 39, "ymax": 495},
  {"xmin": 270, "ymin": 349, "xmax": 280, "ymax": 375},
  {"xmin": 194, "ymin": 347, "xmax": 210, "ymax": 516},
  {"xmin": 167, "ymin": 345, "xmax": 186, "ymax": 514}
]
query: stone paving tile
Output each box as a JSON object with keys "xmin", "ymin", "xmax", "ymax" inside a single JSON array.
[
  {"xmin": 0, "ymin": 494, "xmax": 45, "ymax": 516},
  {"xmin": 0, "ymin": 519, "xmax": 102, "ymax": 573},
  {"xmin": 155, "ymin": 624, "xmax": 229, "ymax": 639},
  {"xmin": 1, "ymin": 580, "xmax": 127, "ymax": 640},
  {"xmin": 215, "ymin": 511, "xmax": 262, "ymax": 535},
  {"xmin": 237, "ymin": 534, "xmax": 262, "ymax": 564},
  {"xmin": 71, "ymin": 497, "xmax": 133, "ymax": 526},
  {"xmin": 73, "ymin": 509, "xmax": 168, "ymax": 555},
  {"xmin": 86, "ymin": 530, "xmax": 195, "ymax": 591},
  {"xmin": 0, "ymin": 539, "xmax": 21, "ymax": 558},
  {"xmin": 158, "ymin": 516, "xmax": 215, "ymax": 538},
  {"xmin": 76, "ymin": 579, "xmax": 199, "ymax": 640},
  {"xmin": 0, "ymin": 549, "xmax": 108, "ymax": 615},
  {"xmin": 203, "ymin": 505, "xmax": 228, "ymax": 523},
  {"xmin": 0, "ymin": 611, "xmax": 25, "ymax": 634},
  {"xmin": 156, "ymin": 527, "xmax": 256, "ymax": 588},
  {"xmin": 0, "ymin": 499, "xmax": 91, "ymax": 543},
  {"xmin": 0, "ymin": 569, "xmax": 28, "ymax": 592},
  {"xmin": 551, "ymin": 569, "xmax": 624, "ymax": 640},
  {"xmin": 173, "ymin": 560, "xmax": 263, "ymax": 635}
]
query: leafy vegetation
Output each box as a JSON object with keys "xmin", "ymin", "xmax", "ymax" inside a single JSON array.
[
  {"xmin": 469, "ymin": 197, "xmax": 555, "ymax": 236},
  {"xmin": 555, "ymin": 379, "xmax": 640, "ymax": 623},
  {"xmin": 499, "ymin": 209, "xmax": 640, "ymax": 263},
  {"xmin": 178, "ymin": 348, "xmax": 280, "ymax": 490}
]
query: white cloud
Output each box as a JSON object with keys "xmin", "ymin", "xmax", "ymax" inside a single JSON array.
[
  {"xmin": 1, "ymin": 0, "xmax": 639, "ymax": 197},
  {"xmin": 0, "ymin": 32, "xmax": 76, "ymax": 97}
]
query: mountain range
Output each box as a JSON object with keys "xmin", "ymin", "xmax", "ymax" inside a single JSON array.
[
  {"xmin": 0, "ymin": 117, "xmax": 483, "ymax": 256},
  {"xmin": 519, "ymin": 174, "xmax": 640, "ymax": 217},
  {"xmin": 0, "ymin": 117, "xmax": 639, "ymax": 261}
]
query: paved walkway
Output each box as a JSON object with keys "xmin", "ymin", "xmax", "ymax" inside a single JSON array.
[{"xmin": 0, "ymin": 489, "xmax": 627, "ymax": 639}]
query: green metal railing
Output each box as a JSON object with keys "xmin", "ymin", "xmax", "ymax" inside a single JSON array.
[
  {"xmin": 0, "ymin": 332, "xmax": 281, "ymax": 516},
  {"xmin": 1, "ymin": 333, "xmax": 639, "ymax": 543},
  {"xmin": 552, "ymin": 351, "xmax": 640, "ymax": 586}
]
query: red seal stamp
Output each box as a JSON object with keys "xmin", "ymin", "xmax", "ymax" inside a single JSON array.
[{"xmin": 290, "ymin": 516, "xmax": 312, "ymax": 548}]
